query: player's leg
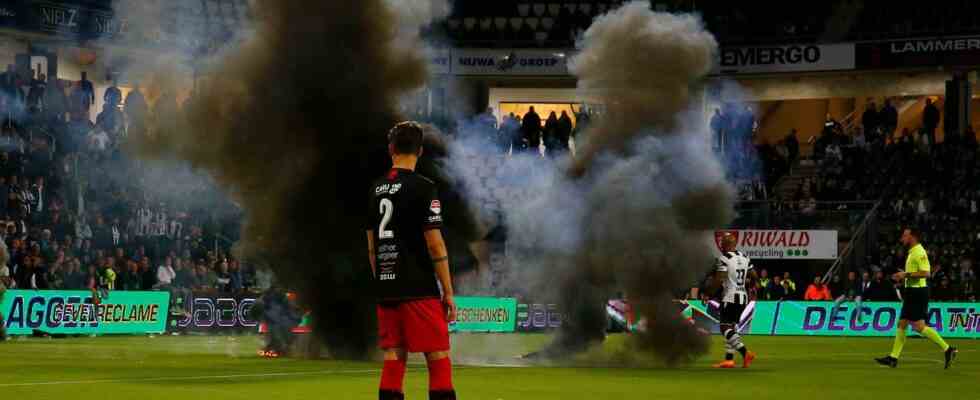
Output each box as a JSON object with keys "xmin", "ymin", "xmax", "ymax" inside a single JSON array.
[
  {"xmin": 725, "ymin": 303, "xmax": 752, "ymax": 364},
  {"xmin": 380, "ymin": 348, "xmax": 408, "ymax": 400},
  {"xmin": 876, "ymin": 318, "xmax": 906, "ymax": 367},
  {"xmin": 405, "ymin": 299, "xmax": 455, "ymax": 399},
  {"xmin": 910, "ymin": 320, "xmax": 948, "ymax": 350},
  {"xmin": 891, "ymin": 319, "xmax": 908, "ymax": 359},
  {"xmin": 716, "ymin": 323, "xmax": 737, "ymax": 366},
  {"xmin": 713, "ymin": 303, "xmax": 739, "ymax": 368},
  {"xmin": 425, "ymin": 351, "xmax": 456, "ymax": 400},
  {"xmin": 377, "ymin": 304, "xmax": 407, "ymax": 400},
  {"xmin": 722, "ymin": 325, "xmax": 750, "ymax": 360},
  {"xmin": 910, "ymin": 320, "xmax": 957, "ymax": 368},
  {"xmin": 907, "ymin": 289, "xmax": 957, "ymax": 368}
]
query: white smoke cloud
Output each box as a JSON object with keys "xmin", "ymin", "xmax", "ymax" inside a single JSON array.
[{"xmin": 445, "ymin": 1, "xmax": 732, "ymax": 364}]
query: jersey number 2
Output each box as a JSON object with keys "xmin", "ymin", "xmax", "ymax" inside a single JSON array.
[{"xmin": 379, "ymin": 198, "xmax": 394, "ymax": 239}]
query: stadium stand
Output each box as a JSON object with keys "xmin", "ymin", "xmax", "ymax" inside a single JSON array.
[
  {"xmin": 440, "ymin": 1, "xmax": 980, "ymax": 48},
  {"xmin": 0, "ymin": 0, "xmax": 977, "ymax": 305},
  {"xmin": 0, "ymin": 69, "xmax": 247, "ymax": 294}
]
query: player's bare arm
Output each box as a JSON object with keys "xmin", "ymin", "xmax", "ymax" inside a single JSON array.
[
  {"xmin": 366, "ymin": 230, "xmax": 377, "ymax": 276},
  {"xmin": 713, "ymin": 271, "xmax": 728, "ymax": 292},
  {"xmin": 424, "ymin": 228, "xmax": 456, "ymax": 322}
]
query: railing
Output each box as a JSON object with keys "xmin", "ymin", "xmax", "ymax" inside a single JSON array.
[
  {"xmin": 818, "ymin": 145, "xmax": 905, "ymax": 281},
  {"xmin": 732, "ymin": 200, "xmax": 876, "ymax": 234},
  {"xmin": 822, "ymin": 200, "xmax": 881, "ymax": 284}
]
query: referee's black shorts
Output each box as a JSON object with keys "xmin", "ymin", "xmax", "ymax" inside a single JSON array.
[
  {"xmin": 899, "ymin": 287, "xmax": 930, "ymax": 322},
  {"xmin": 720, "ymin": 302, "xmax": 746, "ymax": 325}
]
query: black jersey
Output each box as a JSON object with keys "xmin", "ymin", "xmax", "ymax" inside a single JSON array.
[{"xmin": 368, "ymin": 168, "xmax": 444, "ymax": 302}]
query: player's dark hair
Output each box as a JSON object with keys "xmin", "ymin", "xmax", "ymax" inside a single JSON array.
[
  {"xmin": 388, "ymin": 121, "xmax": 424, "ymax": 155},
  {"xmin": 905, "ymin": 226, "xmax": 922, "ymax": 240}
]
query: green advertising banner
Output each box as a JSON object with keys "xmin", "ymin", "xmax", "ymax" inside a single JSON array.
[
  {"xmin": 763, "ymin": 301, "xmax": 980, "ymax": 338},
  {"xmin": 1, "ymin": 290, "xmax": 170, "ymax": 335},
  {"xmin": 450, "ymin": 296, "xmax": 516, "ymax": 333}
]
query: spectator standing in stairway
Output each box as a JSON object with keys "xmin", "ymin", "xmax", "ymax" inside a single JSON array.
[
  {"xmin": 880, "ymin": 99, "xmax": 898, "ymax": 140},
  {"xmin": 521, "ymin": 106, "xmax": 541, "ymax": 155},
  {"xmin": 923, "ymin": 98, "xmax": 940, "ymax": 146},
  {"xmin": 711, "ymin": 108, "xmax": 726, "ymax": 151},
  {"xmin": 785, "ymin": 129, "xmax": 799, "ymax": 165},
  {"xmin": 543, "ymin": 111, "xmax": 559, "ymax": 157},
  {"xmin": 862, "ymin": 102, "xmax": 878, "ymax": 140},
  {"xmin": 556, "ymin": 110, "xmax": 573, "ymax": 155}
]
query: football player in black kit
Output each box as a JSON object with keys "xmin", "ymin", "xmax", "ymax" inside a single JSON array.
[{"xmin": 368, "ymin": 121, "xmax": 458, "ymax": 400}]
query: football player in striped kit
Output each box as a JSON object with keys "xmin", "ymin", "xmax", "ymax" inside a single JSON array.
[{"xmin": 712, "ymin": 233, "xmax": 757, "ymax": 369}]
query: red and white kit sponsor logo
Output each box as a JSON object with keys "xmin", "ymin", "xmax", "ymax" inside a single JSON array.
[
  {"xmin": 712, "ymin": 230, "xmax": 836, "ymax": 259},
  {"xmin": 430, "ymin": 200, "xmax": 441, "ymax": 215},
  {"xmin": 714, "ymin": 230, "xmax": 739, "ymax": 252}
]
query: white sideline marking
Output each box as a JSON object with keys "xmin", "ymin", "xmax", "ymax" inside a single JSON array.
[
  {"xmin": 0, "ymin": 366, "xmax": 478, "ymax": 388},
  {"xmin": 0, "ymin": 368, "xmax": 387, "ymax": 387}
]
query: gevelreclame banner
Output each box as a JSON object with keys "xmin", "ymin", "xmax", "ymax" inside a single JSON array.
[
  {"xmin": 1, "ymin": 290, "xmax": 170, "ymax": 335},
  {"xmin": 450, "ymin": 296, "xmax": 517, "ymax": 333}
]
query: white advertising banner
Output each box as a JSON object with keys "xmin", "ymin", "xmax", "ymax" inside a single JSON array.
[
  {"xmin": 713, "ymin": 43, "xmax": 855, "ymax": 75},
  {"xmin": 714, "ymin": 230, "xmax": 839, "ymax": 260},
  {"xmin": 427, "ymin": 48, "xmax": 451, "ymax": 75},
  {"xmin": 452, "ymin": 49, "xmax": 570, "ymax": 76}
]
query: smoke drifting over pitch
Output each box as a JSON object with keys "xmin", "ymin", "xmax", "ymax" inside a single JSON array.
[
  {"xmin": 121, "ymin": 0, "xmax": 450, "ymax": 358},
  {"xmin": 449, "ymin": 1, "xmax": 733, "ymax": 364}
]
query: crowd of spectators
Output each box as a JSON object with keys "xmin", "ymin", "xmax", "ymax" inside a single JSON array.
[
  {"xmin": 0, "ymin": 64, "xmax": 247, "ymax": 297},
  {"xmin": 750, "ymin": 101, "xmax": 979, "ymax": 302},
  {"xmin": 746, "ymin": 268, "xmax": 944, "ymax": 302},
  {"xmin": 469, "ymin": 106, "xmax": 588, "ymax": 157}
]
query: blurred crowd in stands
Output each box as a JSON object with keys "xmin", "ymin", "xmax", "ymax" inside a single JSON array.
[
  {"xmin": 741, "ymin": 97, "xmax": 979, "ymax": 302},
  {"xmin": 0, "ymin": 65, "xmax": 248, "ymax": 295},
  {"xmin": 439, "ymin": 1, "xmax": 980, "ymax": 48}
]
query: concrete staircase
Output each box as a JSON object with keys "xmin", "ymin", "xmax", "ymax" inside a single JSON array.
[{"xmin": 773, "ymin": 160, "xmax": 819, "ymax": 201}]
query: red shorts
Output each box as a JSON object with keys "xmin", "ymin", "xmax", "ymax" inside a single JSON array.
[{"xmin": 377, "ymin": 298, "xmax": 450, "ymax": 353}]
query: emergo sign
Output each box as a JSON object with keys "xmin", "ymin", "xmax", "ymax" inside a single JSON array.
[
  {"xmin": 714, "ymin": 230, "xmax": 838, "ymax": 259},
  {"xmin": 1, "ymin": 290, "xmax": 170, "ymax": 335},
  {"xmin": 714, "ymin": 43, "xmax": 855, "ymax": 74}
]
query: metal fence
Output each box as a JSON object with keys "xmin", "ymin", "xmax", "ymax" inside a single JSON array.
[{"xmin": 732, "ymin": 200, "xmax": 879, "ymax": 276}]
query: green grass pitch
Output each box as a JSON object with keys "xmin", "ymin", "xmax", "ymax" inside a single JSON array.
[{"xmin": 1, "ymin": 334, "xmax": 975, "ymax": 399}]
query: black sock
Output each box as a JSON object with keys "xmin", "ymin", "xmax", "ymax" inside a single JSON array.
[
  {"xmin": 725, "ymin": 353, "xmax": 734, "ymax": 361},
  {"xmin": 379, "ymin": 390, "xmax": 405, "ymax": 400},
  {"xmin": 738, "ymin": 347, "xmax": 748, "ymax": 357},
  {"xmin": 429, "ymin": 390, "xmax": 457, "ymax": 400}
]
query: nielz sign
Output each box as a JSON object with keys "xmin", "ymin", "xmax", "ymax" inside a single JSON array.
[{"xmin": 1, "ymin": 290, "xmax": 170, "ymax": 335}]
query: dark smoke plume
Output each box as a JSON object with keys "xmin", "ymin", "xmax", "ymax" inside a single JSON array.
[
  {"xmin": 448, "ymin": 1, "xmax": 732, "ymax": 364},
  {"xmin": 121, "ymin": 0, "xmax": 458, "ymax": 359}
]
